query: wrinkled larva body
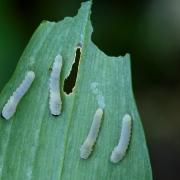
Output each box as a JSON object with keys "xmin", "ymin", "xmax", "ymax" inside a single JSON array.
[
  {"xmin": 2, "ymin": 71, "xmax": 35, "ymax": 120},
  {"xmin": 80, "ymin": 108, "xmax": 103, "ymax": 159},
  {"xmin": 110, "ymin": 114, "xmax": 132, "ymax": 163},
  {"xmin": 49, "ymin": 54, "xmax": 62, "ymax": 116}
]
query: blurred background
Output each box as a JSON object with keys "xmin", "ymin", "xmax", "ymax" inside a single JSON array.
[{"xmin": 0, "ymin": 0, "xmax": 180, "ymax": 179}]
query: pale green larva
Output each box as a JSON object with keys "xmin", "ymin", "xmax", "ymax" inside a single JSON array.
[
  {"xmin": 110, "ymin": 114, "xmax": 132, "ymax": 163},
  {"xmin": 2, "ymin": 71, "xmax": 35, "ymax": 120},
  {"xmin": 80, "ymin": 108, "xmax": 103, "ymax": 159},
  {"xmin": 49, "ymin": 54, "xmax": 62, "ymax": 116}
]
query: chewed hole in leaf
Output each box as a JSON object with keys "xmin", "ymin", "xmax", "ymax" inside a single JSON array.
[{"xmin": 63, "ymin": 47, "xmax": 81, "ymax": 94}]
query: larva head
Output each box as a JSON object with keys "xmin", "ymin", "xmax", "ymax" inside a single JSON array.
[
  {"xmin": 123, "ymin": 114, "xmax": 132, "ymax": 125},
  {"xmin": 27, "ymin": 71, "xmax": 35, "ymax": 80},
  {"xmin": 54, "ymin": 54, "xmax": 62, "ymax": 67},
  {"xmin": 96, "ymin": 108, "xmax": 103, "ymax": 118}
]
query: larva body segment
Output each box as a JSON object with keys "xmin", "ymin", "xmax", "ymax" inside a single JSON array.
[
  {"xmin": 110, "ymin": 114, "xmax": 132, "ymax": 163},
  {"xmin": 2, "ymin": 71, "xmax": 35, "ymax": 120},
  {"xmin": 49, "ymin": 54, "xmax": 62, "ymax": 116},
  {"xmin": 80, "ymin": 108, "xmax": 103, "ymax": 159}
]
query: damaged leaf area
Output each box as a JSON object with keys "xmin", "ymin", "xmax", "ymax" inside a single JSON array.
[{"xmin": 0, "ymin": 1, "xmax": 152, "ymax": 180}]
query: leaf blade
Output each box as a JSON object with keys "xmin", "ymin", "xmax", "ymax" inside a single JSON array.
[{"xmin": 0, "ymin": 1, "xmax": 152, "ymax": 180}]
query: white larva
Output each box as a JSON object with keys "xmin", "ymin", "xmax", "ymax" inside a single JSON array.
[
  {"xmin": 2, "ymin": 71, "xmax": 35, "ymax": 120},
  {"xmin": 49, "ymin": 54, "xmax": 62, "ymax": 116},
  {"xmin": 80, "ymin": 108, "xmax": 103, "ymax": 159},
  {"xmin": 110, "ymin": 114, "xmax": 132, "ymax": 163}
]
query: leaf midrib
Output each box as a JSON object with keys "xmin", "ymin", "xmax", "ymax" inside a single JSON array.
[{"xmin": 57, "ymin": 2, "xmax": 92, "ymax": 179}]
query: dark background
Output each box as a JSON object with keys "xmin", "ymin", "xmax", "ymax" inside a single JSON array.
[{"xmin": 0, "ymin": 0, "xmax": 180, "ymax": 179}]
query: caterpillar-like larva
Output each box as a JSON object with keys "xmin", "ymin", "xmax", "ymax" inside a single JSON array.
[
  {"xmin": 49, "ymin": 54, "xmax": 62, "ymax": 116},
  {"xmin": 2, "ymin": 71, "xmax": 35, "ymax": 120},
  {"xmin": 110, "ymin": 114, "xmax": 132, "ymax": 163},
  {"xmin": 80, "ymin": 108, "xmax": 103, "ymax": 159}
]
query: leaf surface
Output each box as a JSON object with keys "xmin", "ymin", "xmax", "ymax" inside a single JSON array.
[{"xmin": 0, "ymin": 1, "xmax": 152, "ymax": 180}]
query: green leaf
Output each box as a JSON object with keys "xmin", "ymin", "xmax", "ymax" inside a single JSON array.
[{"xmin": 0, "ymin": 1, "xmax": 152, "ymax": 180}]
